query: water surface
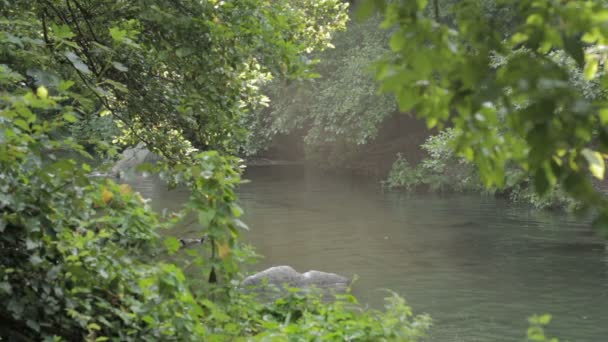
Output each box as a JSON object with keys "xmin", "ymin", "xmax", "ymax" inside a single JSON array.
[{"xmin": 130, "ymin": 165, "xmax": 608, "ymax": 341}]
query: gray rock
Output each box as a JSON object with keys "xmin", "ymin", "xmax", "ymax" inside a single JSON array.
[
  {"xmin": 242, "ymin": 266, "xmax": 350, "ymax": 298},
  {"xmin": 110, "ymin": 142, "xmax": 160, "ymax": 177}
]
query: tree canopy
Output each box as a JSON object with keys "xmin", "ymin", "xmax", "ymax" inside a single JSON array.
[{"xmin": 2, "ymin": 0, "xmax": 349, "ymax": 157}]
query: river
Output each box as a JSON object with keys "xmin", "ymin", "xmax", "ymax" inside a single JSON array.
[{"xmin": 129, "ymin": 165, "xmax": 608, "ymax": 341}]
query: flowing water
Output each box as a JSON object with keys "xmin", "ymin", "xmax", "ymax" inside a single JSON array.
[{"xmin": 129, "ymin": 165, "xmax": 608, "ymax": 341}]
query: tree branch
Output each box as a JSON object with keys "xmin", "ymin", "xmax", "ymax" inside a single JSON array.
[
  {"xmin": 433, "ymin": 0, "xmax": 440, "ymax": 22},
  {"xmin": 71, "ymin": 0, "xmax": 101, "ymax": 43},
  {"xmin": 66, "ymin": 0, "xmax": 100, "ymax": 76}
]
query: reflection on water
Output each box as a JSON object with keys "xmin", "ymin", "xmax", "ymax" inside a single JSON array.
[{"xmin": 129, "ymin": 165, "xmax": 608, "ymax": 342}]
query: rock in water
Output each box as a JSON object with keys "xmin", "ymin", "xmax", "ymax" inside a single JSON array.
[
  {"xmin": 241, "ymin": 266, "xmax": 350, "ymax": 299},
  {"xmin": 110, "ymin": 142, "xmax": 160, "ymax": 177},
  {"xmin": 301, "ymin": 270, "xmax": 349, "ymax": 288}
]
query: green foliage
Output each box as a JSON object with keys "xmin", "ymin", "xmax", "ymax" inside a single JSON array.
[
  {"xmin": 503, "ymin": 164, "xmax": 580, "ymax": 210},
  {"xmin": 383, "ymin": 154, "xmax": 423, "ymax": 191},
  {"xmin": 0, "ymin": 66, "xmax": 203, "ymax": 339},
  {"xmin": 383, "ymin": 129, "xmax": 483, "ymax": 193},
  {"xmin": 253, "ymin": 291, "xmax": 431, "ymax": 341},
  {"xmin": 385, "ymin": 129, "xmax": 579, "ymax": 209},
  {"xmin": 0, "ymin": 1, "xmax": 432, "ymax": 340},
  {"xmin": 243, "ymin": 14, "xmax": 396, "ymax": 161},
  {"xmin": 527, "ymin": 314, "xmax": 559, "ymax": 342},
  {"xmin": 2, "ymin": 0, "xmax": 348, "ymax": 157},
  {"xmin": 363, "ymin": 0, "xmax": 608, "ymax": 230}
]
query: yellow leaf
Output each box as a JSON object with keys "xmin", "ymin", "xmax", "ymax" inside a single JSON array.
[
  {"xmin": 582, "ymin": 148, "xmax": 605, "ymax": 179},
  {"xmin": 101, "ymin": 188, "xmax": 114, "ymax": 204},
  {"xmin": 119, "ymin": 184, "xmax": 132, "ymax": 195},
  {"xmin": 599, "ymin": 108, "xmax": 608, "ymax": 125},
  {"xmin": 36, "ymin": 86, "xmax": 48, "ymax": 99},
  {"xmin": 584, "ymin": 57, "xmax": 599, "ymax": 80},
  {"xmin": 216, "ymin": 241, "xmax": 231, "ymax": 260}
]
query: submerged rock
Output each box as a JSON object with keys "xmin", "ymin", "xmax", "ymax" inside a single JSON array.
[
  {"xmin": 241, "ymin": 266, "xmax": 350, "ymax": 299},
  {"xmin": 110, "ymin": 142, "xmax": 160, "ymax": 177}
]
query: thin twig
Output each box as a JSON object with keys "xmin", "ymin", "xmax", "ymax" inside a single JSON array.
[
  {"xmin": 65, "ymin": 0, "xmax": 99, "ymax": 76},
  {"xmin": 72, "ymin": 0, "xmax": 101, "ymax": 43},
  {"xmin": 41, "ymin": 10, "xmax": 52, "ymax": 48},
  {"xmin": 433, "ymin": 0, "xmax": 440, "ymax": 22}
]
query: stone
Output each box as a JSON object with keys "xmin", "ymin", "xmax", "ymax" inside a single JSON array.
[
  {"xmin": 241, "ymin": 266, "xmax": 350, "ymax": 299},
  {"xmin": 110, "ymin": 142, "xmax": 160, "ymax": 177}
]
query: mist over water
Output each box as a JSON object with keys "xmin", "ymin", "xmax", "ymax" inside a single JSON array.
[{"xmin": 130, "ymin": 165, "xmax": 608, "ymax": 342}]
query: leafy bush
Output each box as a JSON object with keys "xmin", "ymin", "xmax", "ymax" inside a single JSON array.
[
  {"xmin": 0, "ymin": 67, "xmax": 200, "ymax": 339},
  {"xmin": 383, "ymin": 154, "xmax": 422, "ymax": 191},
  {"xmin": 252, "ymin": 291, "xmax": 431, "ymax": 341},
  {"xmin": 384, "ymin": 128, "xmax": 579, "ymax": 210},
  {"xmin": 383, "ymin": 129, "xmax": 484, "ymax": 193},
  {"xmin": 507, "ymin": 177, "xmax": 579, "ymax": 210}
]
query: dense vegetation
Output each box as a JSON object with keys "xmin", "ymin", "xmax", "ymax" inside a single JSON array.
[
  {"xmin": 251, "ymin": 1, "xmax": 608, "ymax": 219},
  {"xmin": 242, "ymin": 14, "xmax": 397, "ymax": 168},
  {"xmin": 0, "ymin": 1, "xmax": 434, "ymax": 340},
  {"xmin": 2, "ymin": 0, "xmax": 606, "ymax": 340},
  {"xmin": 383, "ymin": 128, "xmax": 579, "ymax": 210},
  {"xmin": 373, "ymin": 0, "xmax": 608, "ymax": 224}
]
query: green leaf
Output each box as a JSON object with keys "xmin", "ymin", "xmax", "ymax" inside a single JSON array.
[
  {"xmin": 103, "ymin": 79, "xmax": 128, "ymax": 93},
  {"xmin": 25, "ymin": 239, "xmax": 38, "ymax": 250},
  {"xmin": 26, "ymin": 319, "xmax": 40, "ymax": 332},
  {"xmin": 397, "ymin": 88, "xmax": 418, "ymax": 111},
  {"xmin": 198, "ymin": 209, "xmax": 216, "ymax": 226},
  {"xmin": 112, "ymin": 61, "xmax": 129, "ymax": 72},
  {"xmin": 52, "ymin": 24, "xmax": 75, "ymax": 40},
  {"xmin": 4, "ymin": 33, "xmax": 23, "ymax": 47},
  {"xmin": 582, "ymin": 148, "xmax": 605, "ymax": 179},
  {"xmin": 0, "ymin": 282, "xmax": 11, "ymax": 294},
  {"xmin": 142, "ymin": 315, "xmax": 155, "ymax": 325},
  {"xmin": 426, "ymin": 117, "xmax": 438, "ymax": 129},
  {"xmin": 234, "ymin": 219, "xmax": 249, "ymax": 231},
  {"xmin": 599, "ymin": 108, "xmax": 608, "ymax": 125},
  {"xmin": 355, "ymin": 0, "xmax": 378, "ymax": 20},
  {"xmin": 538, "ymin": 314, "xmax": 552, "ymax": 325},
  {"xmin": 231, "ymin": 204, "xmax": 243, "ymax": 217},
  {"xmin": 65, "ymin": 51, "xmax": 91, "ymax": 75},
  {"xmin": 389, "ymin": 33, "xmax": 406, "ymax": 52},
  {"xmin": 510, "ymin": 32, "xmax": 529, "ymax": 45},
  {"xmin": 14, "ymin": 119, "xmax": 29, "ymax": 131},
  {"xmin": 88, "ymin": 323, "xmax": 101, "ymax": 331},
  {"xmin": 63, "ymin": 112, "xmax": 78, "ymax": 123},
  {"xmin": 584, "ymin": 57, "xmax": 599, "ymax": 80},
  {"xmin": 164, "ymin": 236, "xmax": 181, "ymax": 254},
  {"xmin": 109, "ymin": 27, "xmax": 127, "ymax": 43},
  {"xmin": 58, "ymin": 80, "xmax": 75, "ymax": 92}
]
